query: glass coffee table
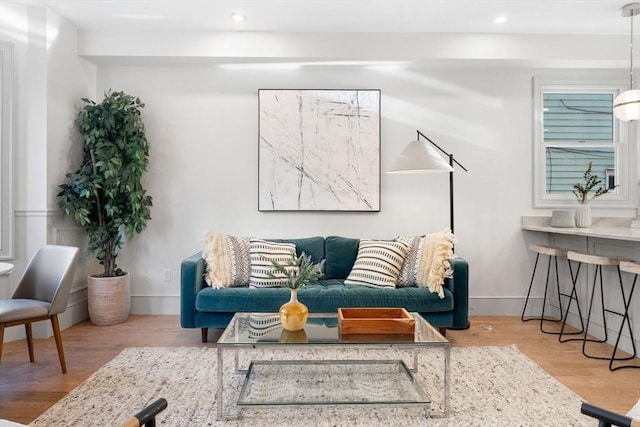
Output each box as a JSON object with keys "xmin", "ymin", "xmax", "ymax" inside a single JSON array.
[{"xmin": 216, "ymin": 312, "xmax": 450, "ymax": 420}]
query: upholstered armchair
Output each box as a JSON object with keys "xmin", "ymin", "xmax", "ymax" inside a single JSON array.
[{"xmin": 0, "ymin": 245, "xmax": 80, "ymax": 373}]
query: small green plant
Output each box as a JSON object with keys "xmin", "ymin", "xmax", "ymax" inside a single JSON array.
[
  {"xmin": 572, "ymin": 161, "xmax": 608, "ymax": 205},
  {"xmin": 269, "ymin": 252, "xmax": 322, "ymax": 289},
  {"xmin": 58, "ymin": 90, "xmax": 153, "ymax": 277}
]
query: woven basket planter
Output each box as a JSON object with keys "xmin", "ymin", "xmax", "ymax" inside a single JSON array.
[{"xmin": 87, "ymin": 273, "xmax": 131, "ymax": 326}]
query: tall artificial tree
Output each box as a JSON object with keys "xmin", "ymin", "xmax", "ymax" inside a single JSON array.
[{"xmin": 58, "ymin": 90, "xmax": 153, "ymax": 277}]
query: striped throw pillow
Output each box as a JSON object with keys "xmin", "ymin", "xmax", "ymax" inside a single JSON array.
[
  {"xmin": 249, "ymin": 239, "xmax": 297, "ymax": 288},
  {"xmin": 247, "ymin": 313, "xmax": 282, "ymax": 339},
  {"xmin": 395, "ymin": 235, "xmax": 423, "ymax": 288},
  {"xmin": 344, "ymin": 240, "xmax": 410, "ymax": 288}
]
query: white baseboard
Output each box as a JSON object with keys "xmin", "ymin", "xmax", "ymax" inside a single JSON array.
[
  {"xmin": 470, "ymin": 296, "xmax": 546, "ymax": 317},
  {"xmin": 130, "ymin": 295, "xmax": 181, "ymax": 315}
]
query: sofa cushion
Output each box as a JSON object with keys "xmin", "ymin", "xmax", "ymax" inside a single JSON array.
[
  {"xmin": 196, "ymin": 286, "xmax": 292, "ymax": 312},
  {"xmin": 202, "ymin": 232, "xmax": 251, "ymax": 288},
  {"xmin": 195, "ymin": 279, "xmax": 454, "ymax": 314},
  {"xmin": 249, "ymin": 239, "xmax": 297, "ymax": 288},
  {"xmin": 267, "ymin": 236, "xmax": 325, "ymax": 264},
  {"xmin": 324, "ymin": 236, "xmax": 360, "ymax": 279},
  {"xmin": 344, "ymin": 240, "xmax": 410, "ymax": 288},
  {"xmin": 397, "ymin": 230, "xmax": 456, "ymax": 298}
]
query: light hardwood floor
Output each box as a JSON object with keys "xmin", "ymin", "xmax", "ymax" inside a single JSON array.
[{"xmin": 0, "ymin": 315, "xmax": 638, "ymax": 425}]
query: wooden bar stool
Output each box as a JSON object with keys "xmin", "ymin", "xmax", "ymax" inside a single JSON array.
[
  {"xmin": 564, "ymin": 251, "xmax": 637, "ymax": 371},
  {"xmin": 522, "ymin": 244, "xmax": 577, "ymax": 334}
]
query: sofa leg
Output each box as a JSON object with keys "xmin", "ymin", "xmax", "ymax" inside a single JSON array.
[
  {"xmin": 439, "ymin": 327, "xmax": 447, "ymax": 337},
  {"xmin": 201, "ymin": 328, "xmax": 208, "ymax": 343}
]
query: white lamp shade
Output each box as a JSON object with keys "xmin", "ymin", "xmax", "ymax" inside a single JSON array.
[
  {"xmin": 613, "ymin": 89, "xmax": 640, "ymax": 121},
  {"xmin": 388, "ymin": 140, "xmax": 454, "ymax": 173}
]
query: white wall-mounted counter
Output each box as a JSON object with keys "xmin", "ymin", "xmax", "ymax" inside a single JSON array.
[{"xmin": 522, "ymin": 216, "xmax": 640, "ymax": 244}]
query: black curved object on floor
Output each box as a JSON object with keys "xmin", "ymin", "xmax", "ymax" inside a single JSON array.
[
  {"xmin": 120, "ymin": 398, "xmax": 168, "ymax": 427},
  {"xmin": 580, "ymin": 402, "xmax": 636, "ymax": 427}
]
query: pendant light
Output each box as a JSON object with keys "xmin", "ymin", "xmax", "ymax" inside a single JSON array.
[{"xmin": 614, "ymin": 3, "xmax": 640, "ymax": 121}]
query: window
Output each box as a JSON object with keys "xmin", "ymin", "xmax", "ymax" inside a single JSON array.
[
  {"xmin": 0, "ymin": 41, "xmax": 13, "ymax": 259},
  {"xmin": 533, "ymin": 79, "xmax": 631, "ymax": 208}
]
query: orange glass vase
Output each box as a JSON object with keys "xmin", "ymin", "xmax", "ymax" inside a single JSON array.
[
  {"xmin": 279, "ymin": 288, "xmax": 308, "ymax": 332},
  {"xmin": 279, "ymin": 329, "xmax": 308, "ymax": 343}
]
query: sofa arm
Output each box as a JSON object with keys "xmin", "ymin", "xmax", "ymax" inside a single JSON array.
[
  {"xmin": 445, "ymin": 257, "xmax": 469, "ymax": 329},
  {"xmin": 180, "ymin": 251, "xmax": 206, "ymax": 328}
]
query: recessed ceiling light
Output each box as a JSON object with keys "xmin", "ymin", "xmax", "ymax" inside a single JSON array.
[
  {"xmin": 230, "ymin": 12, "xmax": 245, "ymax": 22},
  {"xmin": 494, "ymin": 16, "xmax": 507, "ymax": 24}
]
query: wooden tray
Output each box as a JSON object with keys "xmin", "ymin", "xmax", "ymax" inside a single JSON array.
[
  {"xmin": 337, "ymin": 308, "xmax": 415, "ymax": 335},
  {"xmin": 339, "ymin": 333, "xmax": 415, "ymax": 343}
]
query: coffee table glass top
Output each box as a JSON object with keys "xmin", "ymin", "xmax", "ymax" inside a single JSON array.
[{"xmin": 217, "ymin": 312, "xmax": 448, "ymax": 346}]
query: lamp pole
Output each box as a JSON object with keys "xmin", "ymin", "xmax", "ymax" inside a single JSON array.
[
  {"xmin": 448, "ymin": 154, "xmax": 455, "ymax": 233},
  {"xmin": 416, "ymin": 131, "xmax": 468, "ymax": 233}
]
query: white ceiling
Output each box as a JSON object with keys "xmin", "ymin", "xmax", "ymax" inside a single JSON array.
[{"xmin": 12, "ymin": 0, "xmax": 639, "ymax": 35}]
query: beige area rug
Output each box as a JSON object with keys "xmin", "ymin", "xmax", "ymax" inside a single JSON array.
[{"xmin": 31, "ymin": 345, "xmax": 591, "ymax": 426}]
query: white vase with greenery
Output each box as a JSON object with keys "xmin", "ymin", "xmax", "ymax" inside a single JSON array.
[{"xmin": 572, "ymin": 162, "xmax": 607, "ymax": 228}]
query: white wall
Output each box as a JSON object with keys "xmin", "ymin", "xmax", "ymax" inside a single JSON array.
[
  {"xmin": 75, "ymin": 30, "xmax": 636, "ymax": 321},
  {"xmin": 92, "ymin": 64, "xmax": 630, "ymax": 319},
  {"xmin": 0, "ymin": 4, "xmax": 96, "ymax": 342},
  {"xmin": 45, "ymin": 9, "xmax": 97, "ymax": 332}
]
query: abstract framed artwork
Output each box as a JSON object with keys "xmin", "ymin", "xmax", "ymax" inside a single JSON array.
[{"xmin": 258, "ymin": 89, "xmax": 381, "ymax": 212}]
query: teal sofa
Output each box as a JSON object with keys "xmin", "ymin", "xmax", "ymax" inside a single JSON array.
[{"xmin": 180, "ymin": 236, "xmax": 469, "ymax": 342}]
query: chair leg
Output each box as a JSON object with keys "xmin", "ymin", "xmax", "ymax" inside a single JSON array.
[
  {"xmin": 201, "ymin": 328, "xmax": 208, "ymax": 343},
  {"xmin": 25, "ymin": 323, "xmax": 34, "ymax": 363},
  {"xmin": 51, "ymin": 315, "xmax": 67, "ymax": 374}
]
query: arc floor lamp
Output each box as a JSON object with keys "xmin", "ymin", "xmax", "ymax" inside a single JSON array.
[{"xmin": 388, "ymin": 130, "xmax": 468, "ymax": 233}]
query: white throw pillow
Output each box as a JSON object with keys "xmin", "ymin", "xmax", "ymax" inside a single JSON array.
[
  {"xmin": 249, "ymin": 239, "xmax": 297, "ymax": 288},
  {"xmin": 344, "ymin": 240, "xmax": 410, "ymax": 288}
]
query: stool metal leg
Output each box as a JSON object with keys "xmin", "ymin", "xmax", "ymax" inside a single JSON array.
[
  {"xmin": 559, "ymin": 260, "xmax": 585, "ymax": 342},
  {"xmin": 538, "ymin": 255, "xmax": 554, "ymax": 328},
  {"xmin": 522, "ymin": 253, "xmax": 541, "ymax": 322},
  {"xmin": 539, "ymin": 254, "xmax": 565, "ymax": 333},
  {"xmin": 582, "ymin": 264, "xmax": 609, "ymax": 353},
  {"xmin": 582, "ymin": 265, "xmax": 638, "ymax": 370},
  {"xmin": 553, "ymin": 255, "xmax": 563, "ymax": 320},
  {"xmin": 609, "ymin": 269, "xmax": 639, "ymax": 370},
  {"xmin": 522, "ymin": 253, "xmax": 564, "ymax": 334}
]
